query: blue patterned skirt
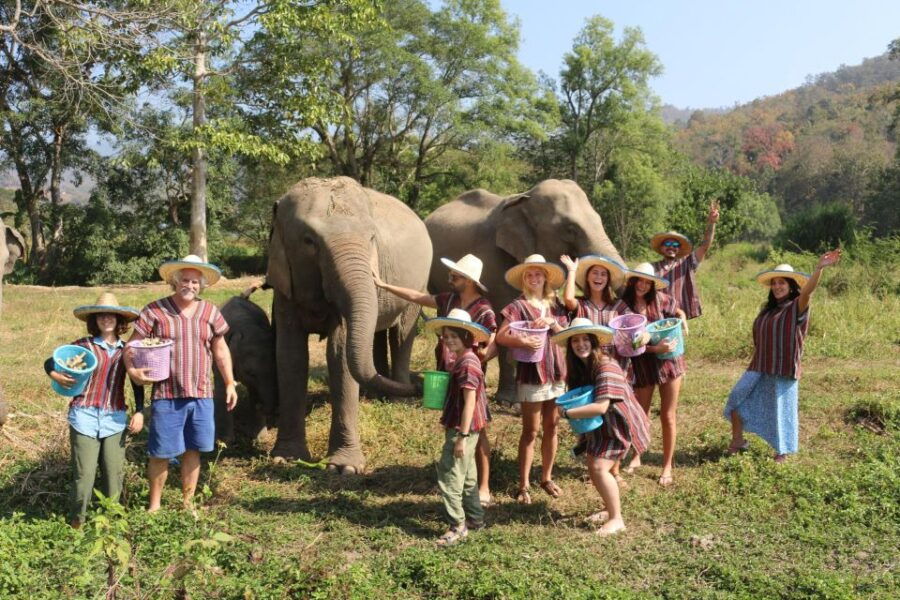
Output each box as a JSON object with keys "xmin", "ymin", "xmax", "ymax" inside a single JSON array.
[{"xmin": 723, "ymin": 370, "xmax": 799, "ymax": 454}]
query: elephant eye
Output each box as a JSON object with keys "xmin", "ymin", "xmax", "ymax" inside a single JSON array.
[{"xmin": 302, "ymin": 235, "xmax": 316, "ymax": 248}]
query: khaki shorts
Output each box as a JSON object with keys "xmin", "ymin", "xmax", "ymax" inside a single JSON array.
[{"xmin": 517, "ymin": 381, "xmax": 566, "ymax": 404}]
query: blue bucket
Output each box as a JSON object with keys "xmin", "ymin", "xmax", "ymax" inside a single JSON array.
[
  {"xmin": 647, "ymin": 318, "xmax": 684, "ymax": 359},
  {"xmin": 51, "ymin": 345, "xmax": 98, "ymax": 397},
  {"xmin": 555, "ymin": 385, "xmax": 604, "ymax": 434}
]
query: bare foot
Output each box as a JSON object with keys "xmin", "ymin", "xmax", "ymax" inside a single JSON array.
[
  {"xmin": 147, "ymin": 505, "xmax": 161, "ymax": 513},
  {"xmin": 479, "ymin": 492, "xmax": 494, "ymax": 508},
  {"xmin": 597, "ymin": 518, "xmax": 626, "ymax": 536},
  {"xmin": 624, "ymin": 457, "xmax": 642, "ymax": 474},
  {"xmin": 658, "ymin": 471, "xmax": 674, "ymax": 487},
  {"xmin": 586, "ymin": 510, "xmax": 609, "ymax": 524}
]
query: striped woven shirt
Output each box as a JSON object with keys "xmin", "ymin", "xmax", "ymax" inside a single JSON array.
[
  {"xmin": 434, "ymin": 292, "xmax": 497, "ymax": 371},
  {"xmin": 68, "ymin": 337, "xmax": 127, "ymax": 411},
  {"xmin": 749, "ymin": 297, "xmax": 810, "ymax": 380},
  {"xmin": 500, "ymin": 296, "xmax": 569, "ymax": 385},
  {"xmin": 585, "ymin": 359, "xmax": 651, "ymax": 458},
  {"xmin": 440, "ymin": 351, "xmax": 489, "ymax": 432},
  {"xmin": 575, "ymin": 297, "xmax": 631, "ymax": 372},
  {"xmin": 616, "ymin": 292, "xmax": 685, "ymax": 388},
  {"xmin": 653, "ymin": 252, "xmax": 702, "ymax": 319},
  {"xmin": 134, "ymin": 297, "xmax": 229, "ymax": 400}
]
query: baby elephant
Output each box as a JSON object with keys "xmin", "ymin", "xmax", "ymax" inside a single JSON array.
[{"xmin": 214, "ymin": 285, "xmax": 278, "ymax": 444}]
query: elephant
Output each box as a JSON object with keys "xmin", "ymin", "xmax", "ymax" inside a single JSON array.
[
  {"xmin": 213, "ymin": 285, "xmax": 278, "ymax": 444},
  {"xmin": 1, "ymin": 217, "xmax": 25, "ymax": 316},
  {"xmin": 266, "ymin": 176, "xmax": 432, "ymax": 472},
  {"xmin": 424, "ymin": 179, "xmax": 623, "ymax": 404}
]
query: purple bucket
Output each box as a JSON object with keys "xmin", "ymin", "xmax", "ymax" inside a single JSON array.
[
  {"xmin": 509, "ymin": 320, "xmax": 549, "ymax": 363},
  {"xmin": 128, "ymin": 339, "xmax": 174, "ymax": 382},
  {"xmin": 609, "ymin": 313, "xmax": 648, "ymax": 357}
]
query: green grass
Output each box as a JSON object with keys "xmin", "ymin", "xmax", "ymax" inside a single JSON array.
[{"xmin": 0, "ymin": 247, "xmax": 898, "ymax": 598}]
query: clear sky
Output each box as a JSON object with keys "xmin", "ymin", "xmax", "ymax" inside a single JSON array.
[{"xmin": 503, "ymin": 0, "xmax": 900, "ymax": 109}]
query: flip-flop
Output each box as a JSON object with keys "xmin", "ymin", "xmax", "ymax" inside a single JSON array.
[
  {"xmin": 515, "ymin": 488, "xmax": 532, "ymax": 505},
  {"xmin": 657, "ymin": 474, "xmax": 674, "ymax": 487},
  {"xmin": 726, "ymin": 440, "xmax": 749, "ymax": 455},
  {"xmin": 596, "ymin": 525, "xmax": 627, "ymax": 537},
  {"xmin": 479, "ymin": 494, "xmax": 495, "ymax": 509},
  {"xmin": 540, "ymin": 480, "xmax": 563, "ymax": 498}
]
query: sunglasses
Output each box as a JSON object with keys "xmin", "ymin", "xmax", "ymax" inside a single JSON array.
[{"xmin": 662, "ymin": 240, "xmax": 681, "ymax": 248}]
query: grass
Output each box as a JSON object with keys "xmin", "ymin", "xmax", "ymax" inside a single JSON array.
[{"xmin": 0, "ymin": 245, "xmax": 898, "ymax": 598}]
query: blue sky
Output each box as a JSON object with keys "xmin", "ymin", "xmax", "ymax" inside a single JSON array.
[{"xmin": 502, "ymin": 0, "xmax": 900, "ymax": 109}]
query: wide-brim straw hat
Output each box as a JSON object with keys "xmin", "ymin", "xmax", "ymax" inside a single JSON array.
[
  {"xmin": 650, "ymin": 231, "xmax": 693, "ymax": 258},
  {"xmin": 551, "ymin": 317, "xmax": 614, "ymax": 346},
  {"xmin": 626, "ymin": 262, "xmax": 669, "ymax": 290},
  {"xmin": 73, "ymin": 292, "xmax": 140, "ymax": 322},
  {"xmin": 575, "ymin": 255, "xmax": 626, "ymax": 291},
  {"xmin": 424, "ymin": 308, "xmax": 491, "ymax": 344},
  {"xmin": 756, "ymin": 263, "xmax": 810, "ymax": 287},
  {"xmin": 440, "ymin": 254, "xmax": 488, "ymax": 293},
  {"xmin": 159, "ymin": 254, "xmax": 222, "ymax": 287},
  {"xmin": 504, "ymin": 254, "xmax": 566, "ymax": 291}
]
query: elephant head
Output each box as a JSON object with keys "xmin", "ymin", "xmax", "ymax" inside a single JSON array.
[
  {"xmin": 494, "ymin": 179, "xmax": 623, "ymax": 266},
  {"xmin": 1, "ymin": 217, "xmax": 26, "ymax": 314},
  {"xmin": 267, "ymin": 177, "xmax": 415, "ymax": 397}
]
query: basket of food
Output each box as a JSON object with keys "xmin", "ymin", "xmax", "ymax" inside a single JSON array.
[
  {"xmin": 508, "ymin": 321, "xmax": 550, "ymax": 363},
  {"xmin": 128, "ymin": 337, "xmax": 174, "ymax": 382},
  {"xmin": 555, "ymin": 385, "xmax": 604, "ymax": 434},
  {"xmin": 609, "ymin": 313, "xmax": 648, "ymax": 358},
  {"xmin": 646, "ymin": 318, "xmax": 684, "ymax": 359},
  {"xmin": 52, "ymin": 345, "xmax": 99, "ymax": 397}
]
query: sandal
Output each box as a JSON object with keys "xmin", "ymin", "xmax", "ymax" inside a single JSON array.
[
  {"xmin": 515, "ymin": 487, "xmax": 532, "ymax": 505},
  {"xmin": 657, "ymin": 474, "xmax": 674, "ymax": 487},
  {"xmin": 774, "ymin": 454, "xmax": 788, "ymax": 463},
  {"xmin": 437, "ymin": 524, "xmax": 468, "ymax": 546},
  {"xmin": 540, "ymin": 480, "xmax": 563, "ymax": 498},
  {"xmin": 727, "ymin": 440, "xmax": 749, "ymax": 455},
  {"xmin": 479, "ymin": 493, "xmax": 494, "ymax": 509}
]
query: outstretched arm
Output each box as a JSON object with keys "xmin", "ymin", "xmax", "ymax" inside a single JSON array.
[
  {"xmin": 372, "ymin": 268, "xmax": 437, "ymax": 309},
  {"xmin": 798, "ymin": 248, "xmax": 842, "ymax": 313},
  {"xmin": 560, "ymin": 254, "xmax": 579, "ymax": 311},
  {"xmin": 694, "ymin": 200, "xmax": 720, "ymax": 263}
]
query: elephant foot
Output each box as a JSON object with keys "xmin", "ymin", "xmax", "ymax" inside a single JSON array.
[
  {"xmin": 271, "ymin": 439, "xmax": 313, "ymax": 462},
  {"xmin": 325, "ymin": 448, "xmax": 365, "ymax": 475},
  {"xmin": 494, "ymin": 388, "xmax": 518, "ymax": 407}
]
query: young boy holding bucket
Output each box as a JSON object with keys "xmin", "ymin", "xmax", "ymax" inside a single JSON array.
[
  {"xmin": 424, "ymin": 308, "xmax": 491, "ymax": 546},
  {"xmin": 44, "ymin": 292, "xmax": 145, "ymax": 528}
]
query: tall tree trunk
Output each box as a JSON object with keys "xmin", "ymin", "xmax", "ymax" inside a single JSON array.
[{"xmin": 190, "ymin": 29, "xmax": 208, "ymax": 261}]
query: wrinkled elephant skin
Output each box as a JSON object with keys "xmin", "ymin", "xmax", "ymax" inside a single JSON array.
[{"xmin": 1, "ymin": 217, "xmax": 25, "ymax": 318}]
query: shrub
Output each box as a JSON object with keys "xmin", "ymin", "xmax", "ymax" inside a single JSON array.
[{"xmin": 775, "ymin": 202, "xmax": 858, "ymax": 252}]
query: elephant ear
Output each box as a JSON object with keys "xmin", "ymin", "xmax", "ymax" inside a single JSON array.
[
  {"xmin": 4, "ymin": 224, "xmax": 25, "ymax": 275},
  {"xmin": 495, "ymin": 194, "xmax": 536, "ymax": 261},
  {"xmin": 266, "ymin": 202, "xmax": 293, "ymax": 299}
]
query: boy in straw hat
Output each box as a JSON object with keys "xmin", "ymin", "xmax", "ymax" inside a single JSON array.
[
  {"xmin": 373, "ymin": 253, "xmax": 498, "ymax": 505},
  {"xmin": 424, "ymin": 309, "xmax": 491, "ymax": 545},
  {"xmin": 650, "ymin": 199, "xmax": 719, "ymax": 320},
  {"xmin": 125, "ymin": 255, "xmax": 238, "ymax": 513},
  {"xmin": 43, "ymin": 292, "xmax": 144, "ymax": 527},
  {"xmin": 724, "ymin": 249, "xmax": 841, "ymax": 462},
  {"xmin": 495, "ymin": 254, "xmax": 568, "ymax": 504}
]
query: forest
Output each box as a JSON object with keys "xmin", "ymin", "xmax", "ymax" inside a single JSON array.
[{"xmin": 1, "ymin": 0, "xmax": 898, "ymax": 286}]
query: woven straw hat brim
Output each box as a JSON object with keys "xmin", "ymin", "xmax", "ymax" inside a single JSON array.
[
  {"xmin": 756, "ymin": 270, "xmax": 809, "ymax": 287},
  {"xmin": 504, "ymin": 262, "xmax": 566, "ymax": 291},
  {"xmin": 551, "ymin": 324, "xmax": 614, "ymax": 346},
  {"xmin": 575, "ymin": 256, "xmax": 626, "ymax": 291},
  {"xmin": 424, "ymin": 317, "xmax": 490, "ymax": 344},
  {"xmin": 626, "ymin": 270, "xmax": 669, "ymax": 290},
  {"xmin": 73, "ymin": 305, "xmax": 140, "ymax": 322},
  {"xmin": 159, "ymin": 260, "xmax": 222, "ymax": 286},
  {"xmin": 650, "ymin": 232, "xmax": 693, "ymax": 258},
  {"xmin": 440, "ymin": 257, "xmax": 488, "ymax": 293}
]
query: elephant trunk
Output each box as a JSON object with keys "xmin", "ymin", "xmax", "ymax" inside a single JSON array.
[{"xmin": 326, "ymin": 234, "xmax": 417, "ymax": 397}]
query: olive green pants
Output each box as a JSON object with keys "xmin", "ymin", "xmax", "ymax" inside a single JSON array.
[
  {"xmin": 436, "ymin": 429, "xmax": 483, "ymax": 527},
  {"xmin": 69, "ymin": 426, "xmax": 126, "ymax": 523}
]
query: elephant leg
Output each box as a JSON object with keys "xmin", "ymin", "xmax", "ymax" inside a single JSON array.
[
  {"xmin": 496, "ymin": 346, "xmax": 518, "ymax": 406},
  {"xmin": 390, "ymin": 303, "xmax": 420, "ymax": 386},
  {"xmin": 362, "ymin": 329, "xmax": 390, "ymax": 399},
  {"xmin": 212, "ymin": 370, "xmax": 234, "ymax": 444},
  {"xmin": 325, "ymin": 321, "xmax": 365, "ymax": 474},
  {"xmin": 272, "ymin": 292, "xmax": 312, "ymax": 460},
  {"xmin": 234, "ymin": 388, "xmax": 266, "ymax": 442}
]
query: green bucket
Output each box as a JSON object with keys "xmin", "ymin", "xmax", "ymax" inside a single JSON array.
[{"xmin": 422, "ymin": 370, "xmax": 451, "ymax": 410}]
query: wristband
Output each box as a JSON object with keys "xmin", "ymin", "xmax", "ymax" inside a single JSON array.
[
  {"xmin": 457, "ymin": 431, "xmax": 470, "ymax": 438},
  {"xmin": 562, "ymin": 408, "xmax": 569, "ymax": 419}
]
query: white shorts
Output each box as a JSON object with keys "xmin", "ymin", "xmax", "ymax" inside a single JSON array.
[{"xmin": 517, "ymin": 381, "xmax": 566, "ymax": 404}]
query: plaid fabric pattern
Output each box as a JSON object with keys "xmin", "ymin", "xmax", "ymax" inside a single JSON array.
[
  {"xmin": 440, "ymin": 352, "xmax": 489, "ymax": 432},
  {"xmin": 748, "ymin": 298, "xmax": 810, "ymax": 380},
  {"xmin": 500, "ymin": 297, "xmax": 568, "ymax": 385},
  {"xmin": 653, "ymin": 251, "xmax": 702, "ymax": 319},
  {"xmin": 616, "ymin": 292, "xmax": 685, "ymax": 388},
  {"xmin": 583, "ymin": 359, "xmax": 651, "ymax": 459},
  {"xmin": 68, "ymin": 337, "xmax": 127, "ymax": 412},
  {"xmin": 134, "ymin": 298, "xmax": 229, "ymax": 400},
  {"xmin": 433, "ymin": 292, "xmax": 497, "ymax": 371}
]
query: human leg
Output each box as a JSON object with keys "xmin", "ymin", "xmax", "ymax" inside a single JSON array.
[
  {"xmin": 586, "ymin": 455, "xmax": 625, "ymax": 535},
  {"xmin": 727, "ymin": 410, "xmax": 748, "ymax": 454},
  {"xmin": 181, "ymin": 398, "xmax": 215, "ymax": 508},
  {"xmin": 98, "ymin": 429, "xmax": 127, "ymax": 504},
  {"xmin": 539, "ymin": 399, "xmax": 562, "ymax": 497},
  {"xmin": 147, "ymin": 458, "xmax": 169, "ymax": 512},
  {"xmin": 626, "ymin": 385, "xmax": 654, "ymax": 472},
  {"xmin": 147, "ymin": 398, "xmax": 186, "ymax": 511},
  {"xmin": 475, "ymin": 427, "xmax": 492, "ymax": 504},
  {"xmin": 658, "ymin": 376, "xmax": 682, "ymax": 485},
  {"xmin": 461, "ymin": 433, "xmax": 484, "ymax": 526},
  {"xmin": 69, "ymin": 427, "xmax": 101, "ymax": 526},
  {"xmin": 437, "ymin": 429, "xmax": 467, "ymax": 526},
  {"xmin": 517, "ymin": 402, "xmax": 542, "ymax": 503},
  {"xmin": 179, "ymin": 450, "xmax": 201, "ymax": 509}
]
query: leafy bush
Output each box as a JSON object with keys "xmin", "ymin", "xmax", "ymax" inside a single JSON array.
[{"xmin": 775, "ymin": 202, "xmax": 858, "ymax": 252}]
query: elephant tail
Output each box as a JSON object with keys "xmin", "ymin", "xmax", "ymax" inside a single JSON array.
[{"xmin": 241, "ymin": 280, "xmax": 269, "ymax": 299}]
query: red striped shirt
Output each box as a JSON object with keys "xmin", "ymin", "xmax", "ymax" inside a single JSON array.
[
  {"xmin": 575, "ymin": 297, "xmax": 631, "ymax": 372},
  {"xmin": 434, "ymin": 292, "xmax": 497, "ymax": 371},
  {"xmin": 588, "ymin": 359, "xmax": 651, "ymax": 457},
  {"xmin": 134, "ymin": 297, "xmax": 229, "ymax": 400},
  {"xmin": 440, "ymin": 351, "xmax": 489, "ymax": 432},
  {"xmin": 616, "ymin": 292, "xmax": 685, "ymax": 388},
  {"xmin": 653, "ymin": 252, "xmax": 702, "ymax": 319},
  {"xmin": 749, "ymin": 297, "xmax": 810, "ymax": 379},
  {"xmin": 68, "ymin": 337, "xmax": 127, "ymax": 411},
  {"xmin": 500, "ymin": 297, "xmax": 568, "ymax": 385}
]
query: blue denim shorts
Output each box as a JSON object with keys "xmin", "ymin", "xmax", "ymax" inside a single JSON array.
[{"xmin": 147, "ymin": 398, "xmax": 215, "ymax": 458}]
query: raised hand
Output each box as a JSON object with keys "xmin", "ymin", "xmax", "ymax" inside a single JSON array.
[
  {"xmin": 707, "ymin": 199, "xmax": 720, "ymax": 224},
  {"xmin": 560, "ymin": 254, "xmax": 578, "ymax": 272},
  {"xmin": 816, "ymin": 248, "xmax": 842, "ymax": 270}
]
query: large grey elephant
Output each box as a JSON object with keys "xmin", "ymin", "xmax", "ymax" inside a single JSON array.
[
  {"xmin": 1, "ymin": 217, "xmax": 25, "ymax": 315},
  {"xmin": 214, "ymin": 287, "xmax": 278, "ymax": 444},
  {"xmin": 425, "ymin": 179, "xmax": 622, "ymax": 403},
  {"xmin": 267, "ymin": 177, "xmax": 432, "ymax": 472}
]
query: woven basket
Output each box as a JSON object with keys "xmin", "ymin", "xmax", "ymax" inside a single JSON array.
[{"xmin": 128, "ymin": 339, "xmax": 174, "ymax": 382}]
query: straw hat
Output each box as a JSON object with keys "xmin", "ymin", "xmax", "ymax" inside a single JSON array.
[
  {"xmin": 551, "ymin": 317, "xmax": 614, "ymax": 346},
  {"xmin": 440, "ymin": 254, "xmax": 488, "ymax": 293},
  {"xmin": 650, "ymin": 231, "xmax": 693, "ymax": 258},
  {"xmin": 73, "ymin": 292, "xmax": 140, "ymax": 322},
  {"xmin": 159, "ymin": 254, "xmax": 222, "ymax": 287},
  {"xmin": 626, "ymin": 263, "xmax": 669, "ymax": 290},
  {"xmin": 424, "ymin": 308, "xmax": 491, "ymax": 344},
  {"xmin": 755, "ymin": 264, "xmax": 810, "ymax": 287},
  {"xmin": 575, "ymin": 255, "xmax": 626, "ymax": 291},
  {"xmin": 504, "ymin": 254, "xmax": 566, "ymax": 291}
]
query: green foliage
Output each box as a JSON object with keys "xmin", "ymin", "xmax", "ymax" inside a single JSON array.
[{"xmin": 776, "ymin": 202, "xmax": 858, "ymax": 252}]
